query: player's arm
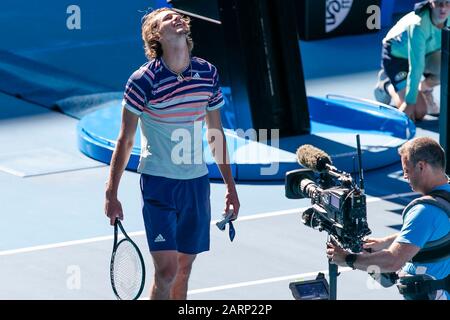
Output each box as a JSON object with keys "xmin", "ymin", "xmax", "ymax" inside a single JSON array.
[
  {"xmin": 105, "ymin": 108, "xmax": 139, "ymax": 224},
  {"xmin": 205, "ymin": 109, "xmax": 240, "ymax": 218}
]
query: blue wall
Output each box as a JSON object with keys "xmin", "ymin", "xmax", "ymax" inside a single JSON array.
[
  {"xmin": 393, "ymin": 0, "xmax": 421, "ymax": 13},
  {"xmin": 0, "ymin": 0, "xmax": 420, "ymax": 89},
  {"xmin": 0, "ymin": 0, "xmax": 168, "ymax": 90}
]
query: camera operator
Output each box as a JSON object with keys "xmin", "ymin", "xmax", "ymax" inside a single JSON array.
[{"xmin": 327, "ymin": 137, "xmax": 449, "ymax": 300}]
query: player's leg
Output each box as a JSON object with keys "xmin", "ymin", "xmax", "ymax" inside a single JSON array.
[
  {"xmin": 150, "ymin": 251, "xmax": 178, "ymax": 299},
  {"xmin": 170, "ymin": 253, "xmax": 197, "ymax": 299},
  {"xmin": 140, "ymin": 174, "xmax": 182, "ymax": 299},
  {"xmin": 172, "ymin": 174, "xmax": 212, "ymax": 299}
]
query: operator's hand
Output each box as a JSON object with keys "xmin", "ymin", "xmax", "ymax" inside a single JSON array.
[
  {"xmin": 399, "ymin": 102, "xmax": 415, "ymax": 122},
  {"xmin": 224, "ymin": 185, "xmax": 240, "ymax": 220},
  {"xmin": 363, "ymin": 237, "xmax": 388, "ymax": 252},
  {"xmin": 105, "ymin": 195, "xmax": 124, "ymax": 226},
  {"xmin": 326, "ymin": 242, "xmax": 349, "ymax": 267}
]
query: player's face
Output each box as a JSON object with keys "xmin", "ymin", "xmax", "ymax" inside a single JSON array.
[
  {"xmin": 430, "ymin": 0, "xmax": 450, "ymax": 24},
  {"xmin": 155, "ymin": 10, "xmax": 189, "ymax": 39}
]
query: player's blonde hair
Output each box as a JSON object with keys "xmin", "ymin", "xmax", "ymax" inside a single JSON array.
[{"xmin": 141, "ymin": 7, "xmax": 194, "ymax": 60}]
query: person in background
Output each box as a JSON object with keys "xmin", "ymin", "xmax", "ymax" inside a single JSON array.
[{"xmin": 374, "ymin": 0, "xmax": 450, "ymax": 121}]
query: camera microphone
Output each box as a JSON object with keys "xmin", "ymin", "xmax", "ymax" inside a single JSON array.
[{"xmin": 296, "ymin": 145, "xmax": 332, "ymax": 172}]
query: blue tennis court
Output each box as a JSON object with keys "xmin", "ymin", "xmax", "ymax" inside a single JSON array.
[{"xmin": 0, "ymin": 0, "xmax": 446, "ymax": 300}]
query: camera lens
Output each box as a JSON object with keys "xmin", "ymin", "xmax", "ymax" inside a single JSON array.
[
  {"xmin": 300, "ymin": 179, "xmax": 318, "ymax": 198},
  {"xmin": 301, "ymin": 207, "xmax": 319, "ymax": 228}
]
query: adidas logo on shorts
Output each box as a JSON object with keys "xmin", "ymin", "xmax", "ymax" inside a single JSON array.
[{"xmin": 154, "ymin": 234, "xmax": 166, "ymax": 242}]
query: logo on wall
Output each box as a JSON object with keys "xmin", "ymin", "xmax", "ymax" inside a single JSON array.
[{"xmin": 326, "ymin": 0, "xmax": 353, "ymax": 33}]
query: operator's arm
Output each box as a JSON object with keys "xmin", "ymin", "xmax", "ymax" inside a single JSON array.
[
  {"xmin": 329, "ymin": 204, "xmax": 434, "ymax": 272},
  {"xmin": 352, "ymin": 242, "xmax": 420, "ymax": 272},
  {"xmin": 328, "ymin": 241, "xmax": 419, "ymax": 272},
  {"xmin": 205, "ymin": 109, "xmax": 240, "ymax": 218},
  {"xmin": 105, "ymin": 108, "xmax": 139, "ymax": 225},
  {"xmin": 363, "ymin": 233, "xmax": 400, "ymax": 252}
]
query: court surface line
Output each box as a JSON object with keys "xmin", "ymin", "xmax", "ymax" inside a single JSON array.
[
  {"xmin": 137, "ymin": 267, "xmax": 353, "ymax": 299},
  {"xmin": 187, "ymin": 267, "xmax": 353, "ymax": 295},
  {"xmin": 0, "ymin": 191, "xmax": 418, "ymax": 256}
]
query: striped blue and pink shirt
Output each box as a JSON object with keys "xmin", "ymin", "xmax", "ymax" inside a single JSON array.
[{"xmin": 122, "ymin": 56, "xmax": 225, "ymax": 179}]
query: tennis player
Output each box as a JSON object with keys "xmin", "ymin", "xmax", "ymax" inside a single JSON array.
[{"xmin": 105, "ymin": 7, "xmax": 240, "ymax": 300}]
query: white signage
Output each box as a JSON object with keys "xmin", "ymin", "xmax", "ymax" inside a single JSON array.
[{"xmin": 326, "ymin": 0, "xmax": 353, "ymax": 33}]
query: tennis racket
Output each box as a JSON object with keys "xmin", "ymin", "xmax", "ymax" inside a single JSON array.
[{"xmin": 110, "ymin": 218, "xmax": 146, "ymax": 300}]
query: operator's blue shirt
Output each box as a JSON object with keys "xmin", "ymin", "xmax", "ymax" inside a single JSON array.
[{"xmin": 395, "ymin": 183, "xmax": 450, "ymax": 299}]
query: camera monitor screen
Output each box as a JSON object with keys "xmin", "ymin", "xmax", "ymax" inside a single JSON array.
[
  {"xmin": 330, "ymin": 193, "xmax": 340, "ymax": 209},
  {"xmin": 289, "ymin": 278, "xmax": 330, "ymax": 300}
]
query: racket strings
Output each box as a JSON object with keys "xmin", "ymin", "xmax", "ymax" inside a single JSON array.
[{"xmin": 112, "ymin": 240, "xmax": 143, "ymax": 300}]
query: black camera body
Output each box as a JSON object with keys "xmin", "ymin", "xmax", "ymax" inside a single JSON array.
[{"xmin": 285, "ymin": 168, "xmax": 371, "ymax": 253}]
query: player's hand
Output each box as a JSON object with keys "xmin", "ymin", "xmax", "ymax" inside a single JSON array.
[
  {"xmin": 105, "ymin": 196, "xmax": 124, "ymax": 226},
  {"xmin": 224, "ymin": 186, "xmax": 240, "ymax": 220}
]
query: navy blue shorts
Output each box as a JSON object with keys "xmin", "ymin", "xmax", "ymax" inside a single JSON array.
[
  {"xmin": 381, "ymin": 42, "xmax": 409, "ymax": 92},
  {"xmin": 140, "ymin": 174, "xmax": 211, "ymax": 255}
]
